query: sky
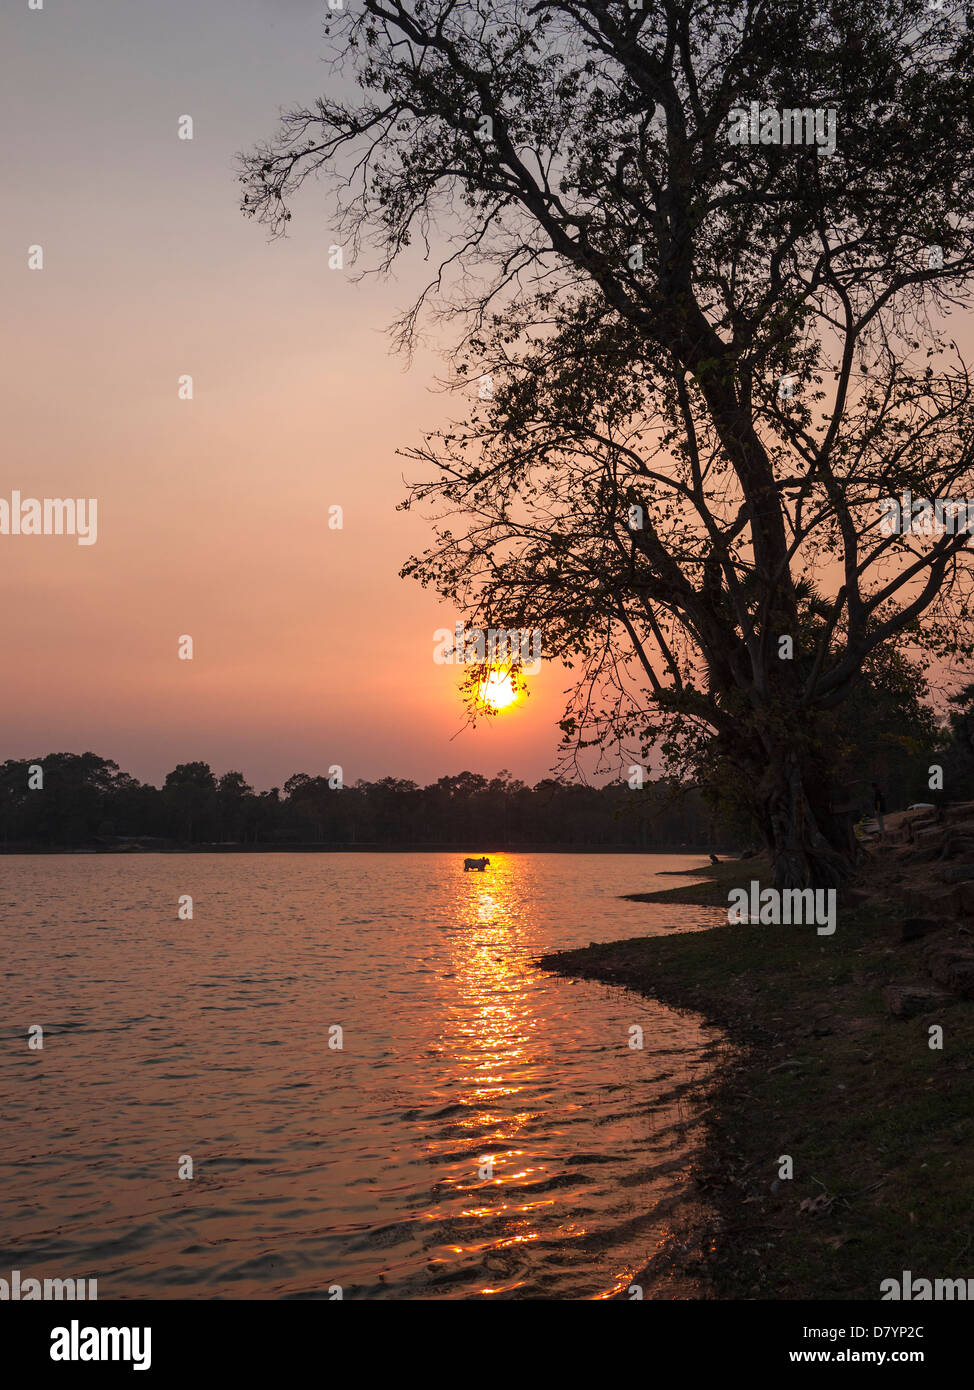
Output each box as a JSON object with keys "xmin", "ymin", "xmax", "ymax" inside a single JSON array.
[{"xmin": 1, "ymin": 0, "xmax": 571, "ymax": 790}]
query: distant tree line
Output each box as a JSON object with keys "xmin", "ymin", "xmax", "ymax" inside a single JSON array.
[{"xmin": 0, "ymin": 755, "xmax": 743, "ymax": 851}]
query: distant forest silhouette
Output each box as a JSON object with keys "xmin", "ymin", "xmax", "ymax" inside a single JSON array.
[
  {"xmin": 4, "ymin": 721, "xmax": 974, "ymax": 851},
  {"xmin": 1, "ymin": 753, "xmax": 741, "ymax": 851}
]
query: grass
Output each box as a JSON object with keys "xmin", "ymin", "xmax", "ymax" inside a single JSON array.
[{"xmin": 537, "ymin": 859, "xmax": 974, "ymax": 1299}]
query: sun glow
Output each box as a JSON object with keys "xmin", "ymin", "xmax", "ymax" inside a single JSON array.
[{"xmin": 477, "ymin": 670, "xmax": 519, "ymax": 712}]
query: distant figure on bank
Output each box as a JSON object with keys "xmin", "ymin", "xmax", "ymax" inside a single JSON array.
[
  {"xmin": 872, "ymin": 783, "xmax": 887, "ymax": 836},
  {"xmin": 709, "ymin": 854, "xmax": 720, "ymax": 865},
  {"xmin": 464, "ymin": 856, "xmax": 490, "ymax": 872}
]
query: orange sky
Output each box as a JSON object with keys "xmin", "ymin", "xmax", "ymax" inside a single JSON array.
[
  {"xmin": 7, "ymin": 3, "xmax": 971, "ymax": 791},
  {"xmin": 2, "ymin": 0, "xmax": 568, "ymax": 789}
]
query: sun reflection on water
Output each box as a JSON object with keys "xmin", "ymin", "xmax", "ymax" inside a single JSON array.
[
  {"xmin": 427, "ymin": 855, "xmax": 548, "ymax": 1292},
  {"xmin": 398, "ymin": 852, "xmax": 720, "ymax": 1298}
]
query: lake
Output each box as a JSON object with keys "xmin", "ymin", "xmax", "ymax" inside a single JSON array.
[{"xmin": 0, "ymin": 852, "xmax": 726, "ymax": 1299}]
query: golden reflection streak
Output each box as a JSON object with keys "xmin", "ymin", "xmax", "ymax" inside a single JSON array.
[
  {"xmin": 426, "ymin": 854, "xmax": 550, "ymax": 1284},
  {"xmin": 427, "ymin": 852, "xmax": 684, "ymax": 1298}
]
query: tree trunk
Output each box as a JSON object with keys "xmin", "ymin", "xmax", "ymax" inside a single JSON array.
[{"xmin": 755, "ymin": 743, "xmax": 856, "ymax": 891}]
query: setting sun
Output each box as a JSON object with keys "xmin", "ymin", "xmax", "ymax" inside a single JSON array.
[{"xmin": 477, "ymin": 671, "xmax": 520, "ymax": 712}]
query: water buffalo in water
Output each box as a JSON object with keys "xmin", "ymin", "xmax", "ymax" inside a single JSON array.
[{"xmin": 463, "ymin": 857, "xmax": 490, "ymax": 872}]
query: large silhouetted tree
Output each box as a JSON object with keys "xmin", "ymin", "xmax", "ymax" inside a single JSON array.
[{"xmin": 241, "ymin": 0, "xmax": 974, "ymax": 888}]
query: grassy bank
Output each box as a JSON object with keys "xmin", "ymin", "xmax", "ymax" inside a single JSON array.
[{"xmin": 538, "ymin": 859, "xmax": 974, "ymax": 1299}]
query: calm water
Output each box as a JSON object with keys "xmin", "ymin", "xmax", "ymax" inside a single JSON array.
[{"xmin": 0, "ymin": 853, "xmax": 725, "ymax": 1300}]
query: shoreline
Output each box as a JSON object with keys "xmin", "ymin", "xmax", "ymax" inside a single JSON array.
[{"xmin": 537, "ymin": 853, "xmax": 974, "ymax": 1299}]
